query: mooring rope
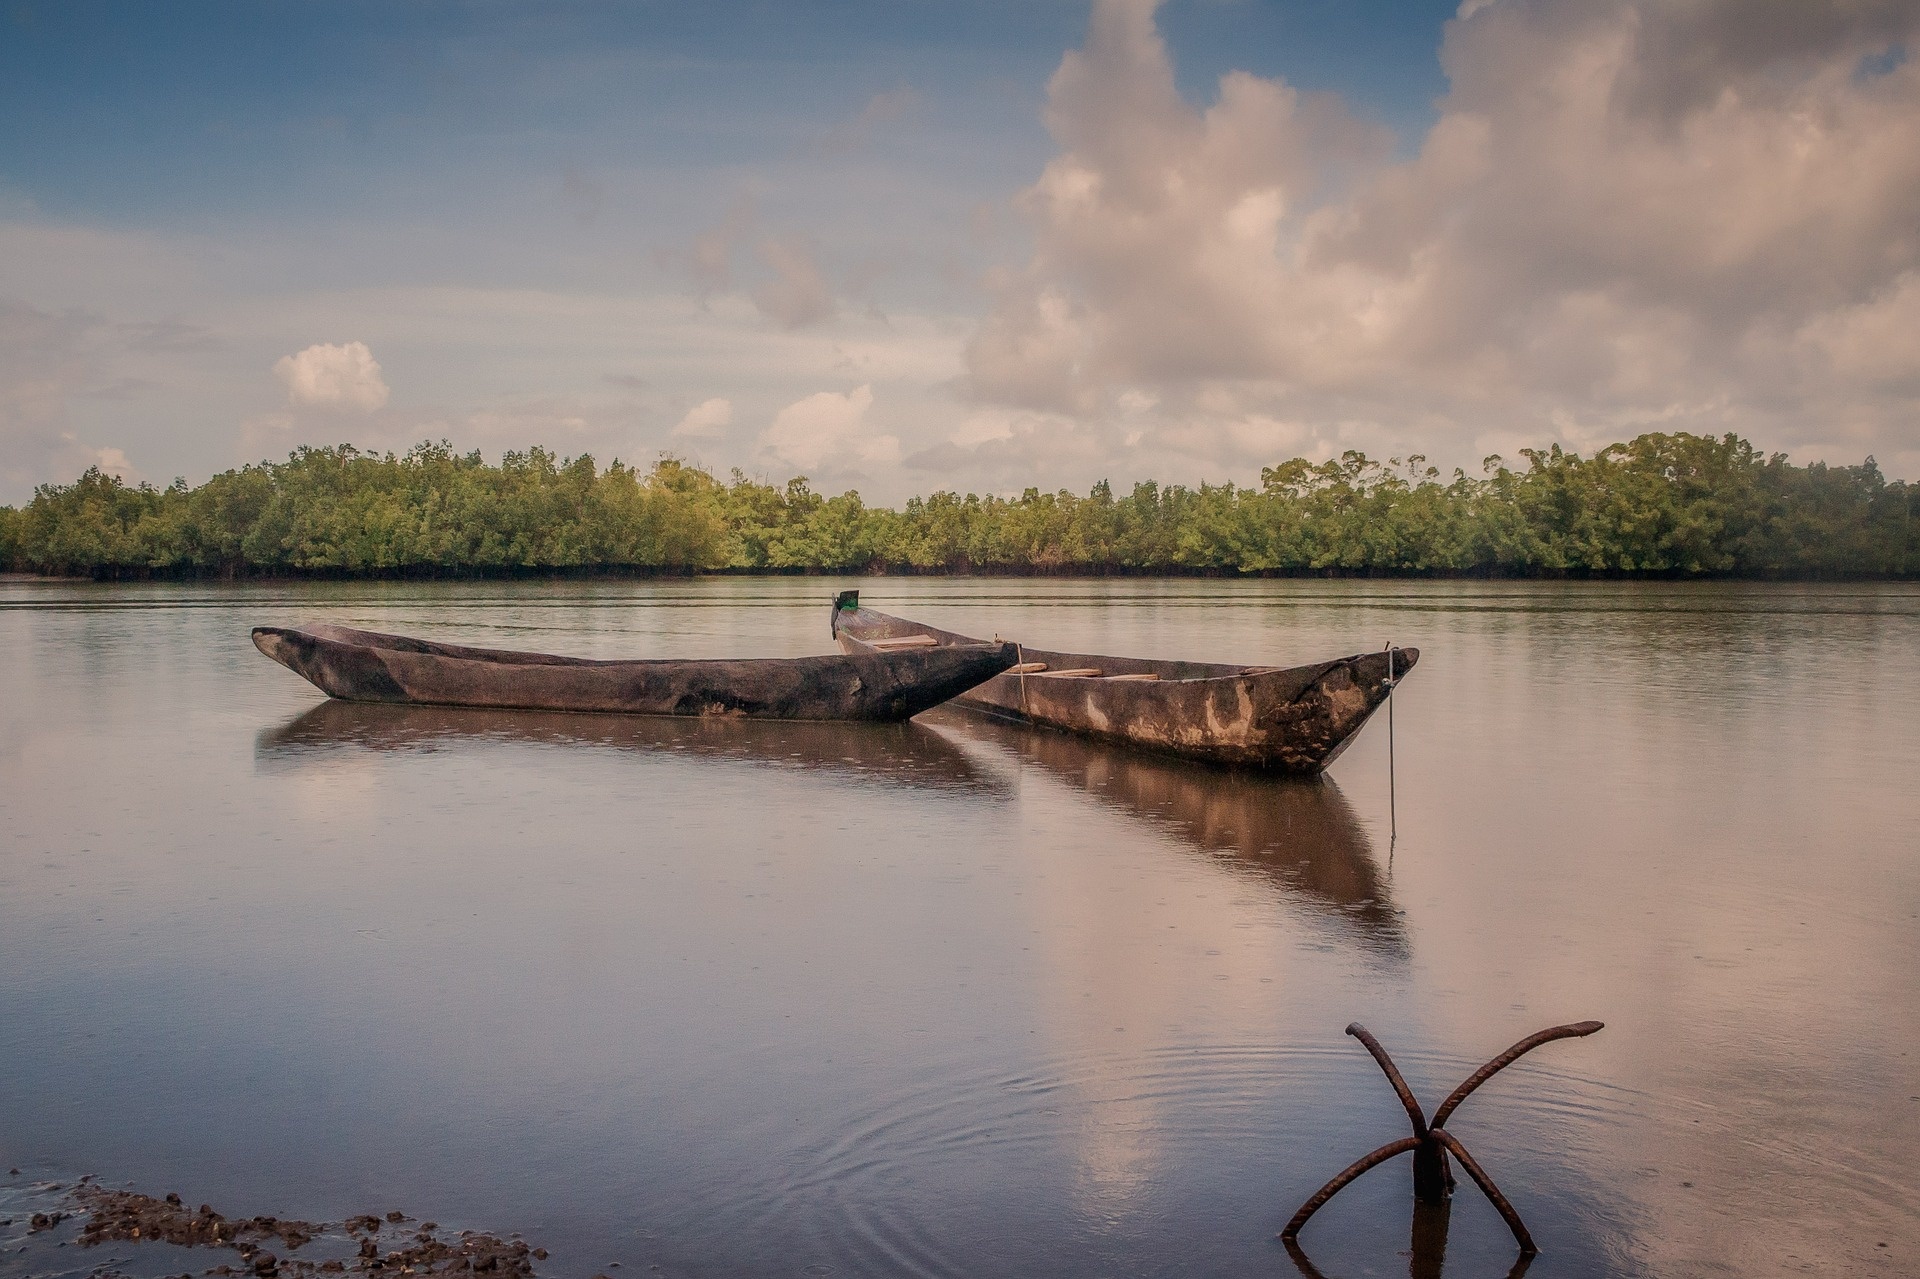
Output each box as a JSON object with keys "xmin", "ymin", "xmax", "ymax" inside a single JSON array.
[
  {"xmin": 1384, "ymin": 641, "xmax": 1398, "ymax": 855},
  {"xmin": 1016, "ymin": 642, "xmax": 1030, "ymax": 719}
]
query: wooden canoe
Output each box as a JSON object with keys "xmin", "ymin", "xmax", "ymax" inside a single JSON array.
[
  {"xmin": 831, "ymin": 592, "xmax": 1416, "ymax": 772},
  {"xmin": 253, "ymin": 619, "xmax": 1017, "ymax": 721}
]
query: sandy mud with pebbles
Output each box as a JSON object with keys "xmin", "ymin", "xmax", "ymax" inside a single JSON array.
[{"xmin": 0, "ymin": 1171, "xmax": 586, "ymax": 1279}]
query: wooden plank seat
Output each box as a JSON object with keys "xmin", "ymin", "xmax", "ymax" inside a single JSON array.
[{"xmin": 867, "ymin": 634, "xmax": 939, "ymax": 650}]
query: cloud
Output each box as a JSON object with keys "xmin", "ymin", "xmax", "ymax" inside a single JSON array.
[
  {"xmin": 666, "ymin": 206, "xmax": 842, "ymax": 330},
  {"xmin": 673, "ymin": 199, "xmax": 758, "ymax": 294},
  {"xmin": 0, "ymin": 299, "xmax": 142, "ymax": 495},
  {"xmin": 673, "ymin": 396, "xmax": 734, "ymax": 437},
  {"xmin": 248, "ymin": 394, "xmax": 620, "ymax": 468},
  {"xmin": 966, "ymin": 0, "xmax": 1920, "ymax": 477},
  {"xmin": 273, "ymin": 341, "xmax": 391, "ymax": 411},
  {"xmin": 759, "ymin": 384, "xmax": 895, "ymax": 473},
  {"xmin": 238, "ymin": 410, "xmax": 297, "ymax": 458},
  {"xmin": 752, "ymin": 236, "xmax": 838, "ymax": 329},
  {"xmin": 117, "ymin": 319, "xmax": 220, "ymax": 353}
]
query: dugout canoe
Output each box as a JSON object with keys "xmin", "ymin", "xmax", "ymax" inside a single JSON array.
[
  {"xmin": 253, "ymin": 620, "xmax": 1017, "ymax": 721},
  {"xmin": 831, "ymin": 591, "xmax": 1415, "ymax": 773}
]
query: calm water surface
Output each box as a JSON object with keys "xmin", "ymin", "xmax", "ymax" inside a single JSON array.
[{"xmin": 2, "ymin": 578, "xmax": 1916, "ymax": 1279}]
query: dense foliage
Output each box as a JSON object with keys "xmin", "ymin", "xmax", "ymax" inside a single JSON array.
[{"xmin": 1, "ymin": 433, "xmax": 1913, "ymax": 578}]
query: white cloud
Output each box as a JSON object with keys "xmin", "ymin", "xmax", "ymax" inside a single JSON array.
[
  {"xmin": 901, "ymin": 407, "xmax": 1118, "ymax": 494},
  {"xmin": 752, "ymin": 236, "xmax": 838, "ymax": 329},
  {"xmin": 1799, "ymin": 271, "xmax": 1920, "ymax": 389},
  {"xmin": 673, "ymin": 397, "xmax": 734, "ymax": 437},
  {"xmin": 950, "ymin": 409, "xmax": 1019, "ymax": 448},
  {"xmin": 759, "ymin": 384, "xmax": 896, "ymax": 473},
  {"xmin": 965, "ymin": 0, "xmax": 1920, "ymax": 478},
  {"xmin": 273, "ymin": 341, "xmax": 390, "ymax": 411},
  {"xmin": 79, "ymin": 443, "xmax": 138, "ymax": 481}
]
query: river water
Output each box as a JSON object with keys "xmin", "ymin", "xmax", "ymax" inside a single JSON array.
[{"xmin": 1, "ymin": 578, "xmax": 1915, "ymax": 1279}]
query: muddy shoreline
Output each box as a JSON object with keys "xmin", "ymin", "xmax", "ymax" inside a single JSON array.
[{"xmin": 2, "ymin": 1172, "xmax": 574, "ymax": 1279}]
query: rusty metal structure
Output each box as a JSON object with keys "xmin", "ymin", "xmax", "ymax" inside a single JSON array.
[
  {"xmin": 831, "ymin": 592, "xmax": 1416, "ymax": 774},
  {"xmin": 1283, "ymin": 1202, "xmax": 1536, "ymax": 1279},
  {"xmin": 1281, "ymin": 1020, "xmax": 1604, "ymax": 1257}
]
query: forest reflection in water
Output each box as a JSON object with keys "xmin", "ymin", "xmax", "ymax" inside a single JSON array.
[{"xmin": 258, "ymin": 699, "xmax": 1402, "ymax": 957}]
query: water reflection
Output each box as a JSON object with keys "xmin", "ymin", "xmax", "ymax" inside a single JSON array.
[
  {"xmin": 255, "ymin": 699, "xmax": 1004, "ymax": 795},
  {"xmin": 1285, "ymin": 1201, "xmax": 1536, "ymax": 1279},
  {"xmin": 9, "ymin": 578, "xmax": 1917, "ymax": 1278},
  {"xmin": 928, "ymin": 711, "xmax": 1406, "ymax": 957}
]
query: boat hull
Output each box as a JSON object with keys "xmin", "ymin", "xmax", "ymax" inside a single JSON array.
[
  {"xmin": 254, "ymin": 622, "xmax": 1017, "ymax": 722},
  {"xmin": 832, "ymin": 601, "xmax": 1415, "ymax": 773}
]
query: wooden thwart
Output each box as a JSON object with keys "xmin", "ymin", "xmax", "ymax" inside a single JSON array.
[
  {"xmin": 867, "ymin": 634, "xmax": 939, "ymax": 650},
  {"xmin": 1007, "ymin": 661, "xmax": 1050, "ymax": 673},
  {"xmin": 1037, "ymin": 668, "xmax": 1103, "ymax": 677},
  {"xmin": 1105, "ymin": 672, "xmax": 1160, "ymax": 681}
]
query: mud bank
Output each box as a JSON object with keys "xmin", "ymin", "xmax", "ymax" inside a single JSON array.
[{"xmin": 0, "ymin": 1174, "xmax": 573, "ymax": 1279}]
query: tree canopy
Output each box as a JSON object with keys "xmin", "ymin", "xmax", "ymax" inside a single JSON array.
[{"xmin": 1, "ymin": 433, "xmax": 1912, "ymax": 579}]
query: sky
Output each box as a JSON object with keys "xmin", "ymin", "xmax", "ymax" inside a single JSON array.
[{"xmin": 2, "ymin": 0, "xmax": 1916, "ymax": 504}]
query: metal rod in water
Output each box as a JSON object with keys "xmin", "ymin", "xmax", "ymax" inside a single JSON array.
[{"xmin": 1281, "ymin": 1019, "xmax": 1604, "ymax": 1259}]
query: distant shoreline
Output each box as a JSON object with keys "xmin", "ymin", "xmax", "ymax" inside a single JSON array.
[
  {"xmin": 5, "ymin": 431, "xmax": 1914, "ymax": 580},
  {"xmin": 5, "ymin": 565, "xmax": 1915, "ymax": 584}
]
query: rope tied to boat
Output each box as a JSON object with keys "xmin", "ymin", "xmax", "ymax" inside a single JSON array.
[
  {"xmin": 1384, "ymin": 641, "xmax": 1398, "ymax": 850},
  {"xmin": 1016, "ymin": 643, "xmax": 1030, "ymax": 719}
]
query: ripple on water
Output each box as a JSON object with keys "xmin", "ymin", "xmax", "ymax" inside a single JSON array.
[{"xmin": 677, "ymin": 1040, "xmax": 1647, "ymax": 1279}]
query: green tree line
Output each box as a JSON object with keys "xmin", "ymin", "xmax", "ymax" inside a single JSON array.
[{"xmin": 1, "ymin": 432, "xmax": 1914, "ymax": 578}]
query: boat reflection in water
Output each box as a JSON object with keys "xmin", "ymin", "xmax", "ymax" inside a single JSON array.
[
  {"xmin": 256, "ymin": 699, "xmax": 1005, "ymax": 796},
  {"xmin": 922, "ymin": 708, "xmax": 1406, "ymax": 958},
  {"xmin": 258, "ymin": 700, "xmax": 1399, "ymax": 952}
]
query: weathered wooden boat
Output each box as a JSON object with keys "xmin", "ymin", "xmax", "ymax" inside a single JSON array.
[
  {"xmin": 253, "ymin": 620, "xmax": 1017, "ymax": 721},
  {"xmin": 831, "ymin": 592, "xmax": 1416, "ymax": 773}
]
